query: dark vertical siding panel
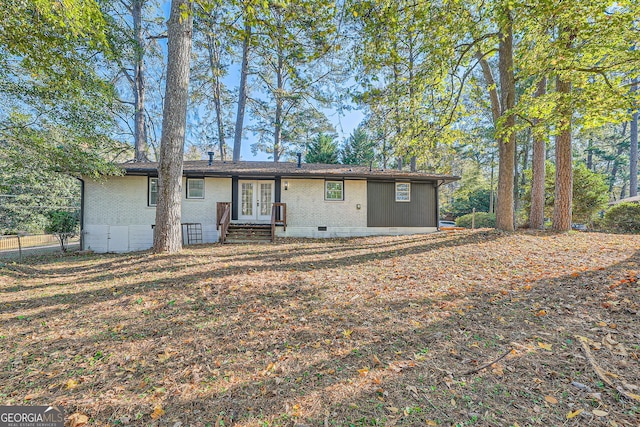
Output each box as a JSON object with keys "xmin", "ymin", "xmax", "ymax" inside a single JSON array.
[
  {"xmin": 274, "ymin": 177, "xmax": 282, "ymax": 221},
  {"xmin": 367, "ymin": 182, "xmax": 392, "ymax": 226},
  {"xmin": 275, "ymin": 177, "xmax": 281, "ymax": 203},
  {"xmin": 367, "ymin": 181, "xmax": 437, "ymax": 227},
  {"xmin": 231, "ymin": 177, "xmax": 238, "ymax": 220}
]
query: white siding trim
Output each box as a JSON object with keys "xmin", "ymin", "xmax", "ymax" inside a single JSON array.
[{"xmin": 276, "ymin": 226, "xmax": 438, "ymax": 238}]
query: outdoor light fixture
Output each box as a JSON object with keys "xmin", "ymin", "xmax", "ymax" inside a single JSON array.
[{"xmin": 284, "ymin": 181, "xmax": 289, "ymax": 190}]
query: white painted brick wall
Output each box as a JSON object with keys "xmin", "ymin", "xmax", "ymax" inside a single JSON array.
[
  {"xmin": 280, "ymin": 179, "xmax": 367, "ymax": 228},
  {"xmin": 84, "ymin": 176, "xmax": 156, "ymax": 226},
  {"xmin": 83, "ymin": 176, "xmax": 437, "ymax": 251},
  {"xmin": 83, "ymin": 177, "xmax": 230, "ymax": 252}
]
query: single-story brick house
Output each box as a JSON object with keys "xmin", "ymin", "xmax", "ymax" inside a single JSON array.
[{"xmin": 80, "ymin": 160, "xmax": 458, "ymax": 252}]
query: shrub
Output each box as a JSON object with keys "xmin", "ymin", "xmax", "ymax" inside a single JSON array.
[
  {"xmin": 45, "ymin": 210, "xmax": 79, "ymax": 252},
  {"xmin": 521, "ymin": 161, "xmax": 608, "ymax": 224},
  {"xmin": 445, "ymin": 188, "xmax": 492, "ymax": 218},
  {"xmin": 601, "ymin": 203, "xmax": 640, "ymax": 233},
  {"xmin": 456, "ymin": 212, "xmax": 496, "ymax": 228}
]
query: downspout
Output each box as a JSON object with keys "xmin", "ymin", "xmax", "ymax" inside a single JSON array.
[
  {"xmin": 77, "ymin": 177, "xmax": 85, "ymax": 250},
  {"xmin": 435, "ymin": 180, "xmax": 440, "ymax": 230}
]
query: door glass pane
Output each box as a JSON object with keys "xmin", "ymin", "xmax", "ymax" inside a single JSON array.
[
  {"xmin": 241, "ymin": 183, "xmax": 253, "ymax": 216},
  {"xmin": 260, "ymin": 183, "xmax": 272, "ymax": 216}
]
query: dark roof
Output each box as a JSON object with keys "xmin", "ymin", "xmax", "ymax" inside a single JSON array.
[{"xmin": 121, "ymin": 160, "xmax": 460, "ymax": 183}]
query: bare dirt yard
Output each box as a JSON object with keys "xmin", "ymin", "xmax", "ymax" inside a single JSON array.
[{"xmin": 1, "ymin": 230, "xmax": 639, "ymax": 427}]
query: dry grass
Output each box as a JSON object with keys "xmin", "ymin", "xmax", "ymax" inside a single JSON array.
[{"xmin": 1, "ymin": 230, "xmax": 640, "ymax": 426}]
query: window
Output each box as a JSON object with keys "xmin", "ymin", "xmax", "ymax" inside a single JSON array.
[
  {"xmin": 149, "ymin": 177, "xmax": 158, "ymax": 206},
  {"xmin": 187, "ymin": 178, "xmax": 205, "ymax": 199},
  {"xmin": 395, "ymin": 182, "xmax": 410, "ymax": 202},
  {"xmin": 325, "ymin": 180, "xmax": 344, "ymax": 201}
]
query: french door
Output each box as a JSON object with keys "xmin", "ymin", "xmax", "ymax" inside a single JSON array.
[{"xmin": 238, "ymin": 180, "xmax": 274, "ymax": 222}]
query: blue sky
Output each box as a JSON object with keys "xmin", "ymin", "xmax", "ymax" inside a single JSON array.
[
  {"xmin": 216, "ymin": 67, "xmax": 366, "ymax": 162},
  {"xmin": 157, "ymin": 2, "xmax": 366, "ymax": 162}
]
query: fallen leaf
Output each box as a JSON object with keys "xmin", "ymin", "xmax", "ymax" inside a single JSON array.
[
  {"xmin": 68, "ymin": 413, "xmax": 89, "ymax": 427},
  {"xmin": 603, "ymin": 334, "xmax": 628, "ymax": 356},
  {"xmin": 566, "ymin": 409, "xmax": 583, "ymax": 419},
  {"xmin": 291, "ymin": 404, "xmax": 301, "ymax": 416},
  {"xmin": 372, "ymin": 354, "xmax": 382, "ymax": 366},
  {"xmin": 544, "ymin": 395, "xmax": 558, "ymax": 404},
  {"xmin": 358, "ymin": 367, "xmax": 369, "ymax": 377},
  {"xmin": 538, "ymin": 342, "xmax": 553, "ymax": 351},
  {"xmin": 150, "ymin": 406, "xmax": 165, "ymax": 420},
  {"xmin": 65, "ymin": 379, "xmax": 78, "ymax": 389},
  {"xmin": 425, "ymin": 420, "xmax": 437, "ymax": 426},
  {"xmin": 535, "ymin": 309, "xmax": 547, "ymax": 316},
  {"xmin": 388, "ymin": 362, "xmax": 403, "ymax": 373},
  {"xmin": 491, "ymin": 364, "xmax": 504, "ymax": 376},
  {"xmin": 620, "ymin": 390, "xmax": 640, "ymax": 401},
  {"xmin": 387, "ymin": 406, "xmax": 399, "ymax": 413},
  {"xmin": 592, "ymin": 409, "xmax": 608, "ymax": 417},
  {"xmin": 342, "ymin": 329, "xmax": 353, "ymax": 339},
  {"xmin": 604, "ymin": 334, "xmax": 619, "ymax": 346}
]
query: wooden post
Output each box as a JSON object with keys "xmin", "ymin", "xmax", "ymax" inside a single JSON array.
[
  {"xmin": 17, "ymin": 234, "xmax": 22, "ymax": 261},
  {"xmin": 472, "ymin": 208, "xmax": 476, "ymax": 230}
]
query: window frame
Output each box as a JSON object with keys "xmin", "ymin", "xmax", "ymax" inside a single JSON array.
[
  {"xmin": 395, "ymin": 182, "xmax": 411, "ymax": 202},
  {"xmin": 186, "ymin": 178, "xmax": 205, "ymax": 199},
  {"xmin": 148, "ymin": 177, "xmax": 159, "ymax": 207},
  {"xmin": 324, "ymin": 180, "xmax": 344, "ymax": 201}
]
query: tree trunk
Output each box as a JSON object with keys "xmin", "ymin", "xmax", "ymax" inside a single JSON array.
[
  {"xmin": 495, "ymin": 14, "xmax": 516, "ymax": 231},
  {"xmin": 205, "ymin": 32, "xmax": 226, "ymax": 162},
  {"xmin": 133, "ymin": 0, "xmax": 149, "ymax": 162},
  {"xmin": 514, "ymin": 129, "xmax": 529, "ymax": 215},
  {"xmin": 232, "ymin": 22, "xmax": 251, "ymax": 163},
  {"xmin": 153, "ymin": 0, "xmax": 193, "ymax": 254},
  {"xmin": 608, "ymin": 143, "xmax": 626, "ymax": 193},
  {"xmin": 529, "ymin": 77, "xmax": 547, "ymax": 229},
  {"xmin": 477, "ymin": 30, "xmax": 516, "ymax": 232},
  {"xmin": 552, "ymin": 74, "xmax": 573, "ymax": 231},
  {"xmin": 273, "ymin": 45, "xmax": 284, "ymax": 163},
  {"xmin": 630, "ymin": 78, "xmax": 638, "ymax": 197},
  {"xmin": 489, "ymin": 152, "xmax": 495, "ymax": 214}
]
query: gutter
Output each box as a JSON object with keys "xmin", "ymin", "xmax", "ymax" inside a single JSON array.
[{"xmin": 124, "ymin": 169, "xmax": 460, "ymax": 184}]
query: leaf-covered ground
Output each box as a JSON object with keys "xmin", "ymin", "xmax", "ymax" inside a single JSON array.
[{"xmin": 1, "ymin": 230, "xmax": 640, "ymax": 427}]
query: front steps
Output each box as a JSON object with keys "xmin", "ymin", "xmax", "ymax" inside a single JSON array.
[{"xmin": 224, "ymin": 224, "xmax": 272, "ymax": 243}]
